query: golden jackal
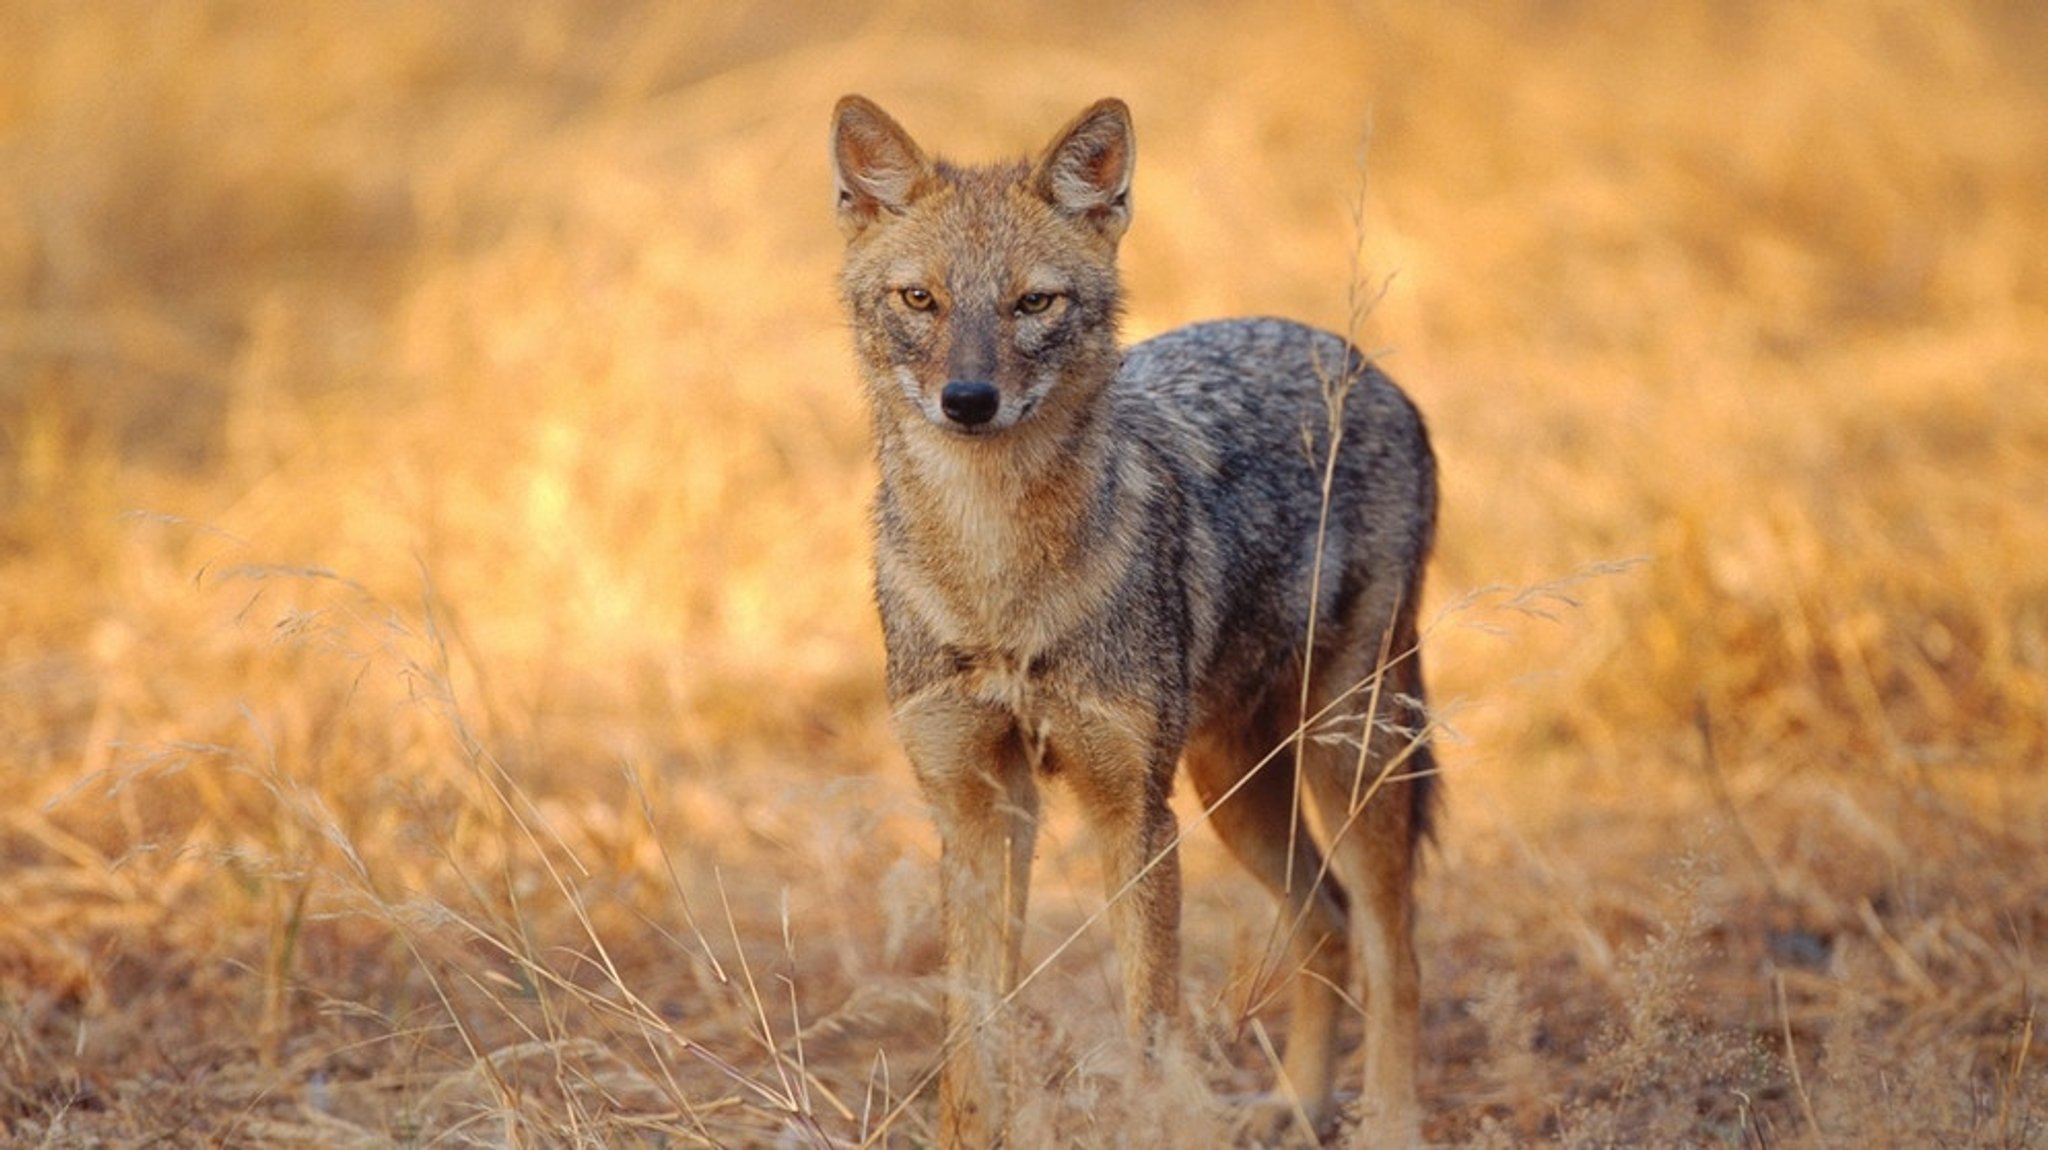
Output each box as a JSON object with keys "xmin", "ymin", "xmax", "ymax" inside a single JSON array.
[{"xmin": 832, "ymin": 95, "xmax": 1438, "ymax": 1148}]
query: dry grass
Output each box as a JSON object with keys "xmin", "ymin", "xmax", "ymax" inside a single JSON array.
[{"xmin": 3, "ymin": 1, "xmax": 2045, "ymax": 1146}]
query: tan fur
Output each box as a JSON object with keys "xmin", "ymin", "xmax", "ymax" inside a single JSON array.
[{"xmin": 833, "ymin": 95, "xmax": 1439, "ymax": 1148}]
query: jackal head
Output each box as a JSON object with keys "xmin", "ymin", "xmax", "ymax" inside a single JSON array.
[{"xmin": 832, "ymin": 96, "xmax": 1132, "ymax": 438}]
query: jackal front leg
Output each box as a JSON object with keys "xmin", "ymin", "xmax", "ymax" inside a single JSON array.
[
  {"xmin": 1059, "ymin": 699, "xmax": 1185, "ymax": 1053},
  {"xmin": 894, "ymin": 690, "xmax": 1039, "ymax": 1148}
]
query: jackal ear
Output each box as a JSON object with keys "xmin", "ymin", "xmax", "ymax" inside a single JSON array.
[
  {"xmin": 832, "ymin": 95, "xmax": 935, "ymax": 240},
  {"xmin": 1030, "ymin": 98, "xmax": 1135, "ymax": 243}
]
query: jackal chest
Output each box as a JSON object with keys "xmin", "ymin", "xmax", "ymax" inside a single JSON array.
[
  {"xmin": 880, "ymin": 524, "xmax": 1117, "ymax": 662},
  {"xmin": 947, "ymin": 645, "xmax": 1057, "ymax": 764},
  {"xmin": 902, "ymin": 642, "xmax": 1161, "ymax": 787}
]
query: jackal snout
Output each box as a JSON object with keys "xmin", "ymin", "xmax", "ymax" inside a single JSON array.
[
  {"xmin": 938, "ymin": 379, "xmax": 1000, "ymax": 427},
  {"xmin": 908, "ymin": 293, "xmax": 1064, "ymax": 435}
]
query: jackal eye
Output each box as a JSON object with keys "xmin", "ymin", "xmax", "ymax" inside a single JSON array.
[
  {"xmin": 1015, "ymin": 291, "xmax": 1057, "ymax": 316},
  {"xmin": 898, "ymin": 287, "xmax": 937, "ymax": 312}
]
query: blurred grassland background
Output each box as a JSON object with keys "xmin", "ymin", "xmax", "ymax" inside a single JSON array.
[{"xmin": 2, "ymin": 1, "xmax": 2045, "ymax": 1146}]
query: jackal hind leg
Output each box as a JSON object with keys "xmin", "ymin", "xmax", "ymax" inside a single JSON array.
[
  {"xmin": 1302, "ymin": 638, "xmax": 1428, "ymax": 1149},
  {"xmin": 1183, "ymin": 723, "xmax": 1350, "ymax": 1142}
]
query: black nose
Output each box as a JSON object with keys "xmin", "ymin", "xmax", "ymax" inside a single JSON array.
[{"xmin": 940, "ymin": 380, "xmax": 1000, "ymax": 427}]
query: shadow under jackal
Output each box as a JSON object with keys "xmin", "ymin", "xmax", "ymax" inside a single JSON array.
[{"xmin": 832, "ymin": 95, "xmax": 1439, "ymax": 1148}]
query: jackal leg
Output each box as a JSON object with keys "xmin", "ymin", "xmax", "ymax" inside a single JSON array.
[
  {"xmin": 1303, "ymin": 651, "xmax": 1427, "ymax": 1149},
  {"xmin": 895, "ymin": 692, "xmax": 1039, "ymax": 1149},
  {"xmin": 1184, "ymin": 728, "xmax": 1350, "ymax": 1136},
  {"xmin": 1325, "ymin": 795, "xmax": 1420, "ymax": 1150},
  {"xmin": 1096, "ymin": 781, "xmax": 1183, "ymax": 1047},
  {"xmin": 1061, "ymin": 704, "xmax": 1185, "ymax": 1054}
]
